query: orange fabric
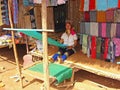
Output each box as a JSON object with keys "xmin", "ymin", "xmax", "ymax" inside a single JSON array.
[
  {"xmin": 80, "ymin": 0, "xmax": 84, "ymax": 11},
  {"xmin": 97, "ymin": 11, "xmax": 106, "ymax": 22}
]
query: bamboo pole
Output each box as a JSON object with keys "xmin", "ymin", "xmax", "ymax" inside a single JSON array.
[
  {"xmin": 8, "ymin": 0, "xmax": 23, "ymax": 88},
  {"xmin": 41, "ymin": 0, "xmax": 50, "ymax": 90}
]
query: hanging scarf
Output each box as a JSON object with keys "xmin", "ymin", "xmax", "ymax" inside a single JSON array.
[
  {"xmin": 70, "ymin": 28, "xmax": 76, "ymax": 35},
  {"xmin": 101, "ymin": 23, "xmax": 106, "ymax": 37},
  {"xmin": 118, "ymin": 0, "xmax": 120, "ymax": 8},
  {"xmin": 91, "ymin": 36, "xmax": 96, "ymax": 59},
  {"xmin": 13, "ymin": 0, "xmax": 18, "ymax": 24},
  {"xmin": 89, "ymin": 0, "xmax": 95, "ymax": 10},
  {"xmin": 79, "ymin": 0, "xmax": 84, "ymax": 11},
  {"xmin": 103, "ymin": 38, "xmax": 109, "ymax": 60}
]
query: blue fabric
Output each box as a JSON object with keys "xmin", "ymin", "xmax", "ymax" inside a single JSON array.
[
  {"xmin": 61, "ymin": 54, "xmax": 67, "ymax": 61},
  {"xmin": 108, "ymin": 0, "xmax": 118, "ymax": 9},
  {"xmin": 13, "ymin": 0, "xmax": 18, "ymax": 24},
  {"xmin": 2, "ymin": 0, "xmax": 9, "ymax": 25},
  {"xmin": 85, "ymin": 22, "xmax": 90, "ymax": 35},
  {"xmin": 96, "ymin": 0, "xmax": 107, "ymax": 10},
  {"xmin": 52, "ymin": 54, "xmax": 59, "ymax": 61}
]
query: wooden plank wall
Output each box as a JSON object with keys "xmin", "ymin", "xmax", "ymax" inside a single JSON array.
[
  {"xmin": 67, "ymin": 0, "xmax": 80, "ymax": 33},
  {"xmin": 17, "ymin": 0, "xmax": 54, "ymax": 30}
]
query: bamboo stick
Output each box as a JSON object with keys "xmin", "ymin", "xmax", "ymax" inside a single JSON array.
[
  {"xmin": 41, "ymin": 0, "xmax": 50, "ymax": 90},
  {"xmin": 8, "ymin": 0, "xmax": 23, "ymax": 88}
]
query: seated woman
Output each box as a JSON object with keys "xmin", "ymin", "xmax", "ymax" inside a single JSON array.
[{"xmin": 50, "ymin": 21, "xmax": 78, "ymax": 63}]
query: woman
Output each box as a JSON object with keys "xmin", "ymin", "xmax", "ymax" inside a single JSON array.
[{"xmin": 51, "ymin": 21, "xmax": 78, "ymax": 63}]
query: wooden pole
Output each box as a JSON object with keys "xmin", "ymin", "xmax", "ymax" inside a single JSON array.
[
  {"xmin": 41, "ymin": 0, "xmax": 50, "ymax": 90},
  {"xmin": 8, "ymin": 0, "xmax": 23, "ymax": 88},
  {"xmin": 25, "ymin": 36, "xmax": 29, "ymax": 53}
]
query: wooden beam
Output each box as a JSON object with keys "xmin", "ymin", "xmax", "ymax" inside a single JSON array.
[
  {"xmin": 41, "ymin": 0, "xmax": 50, "ymax": 90},
  {"xmin": 3, "ymin": 28, "xmax": 54, "ymax": 32},
  {"xmin": 8, "ymin": 0, "xmax": 23, "ymax": 88}
]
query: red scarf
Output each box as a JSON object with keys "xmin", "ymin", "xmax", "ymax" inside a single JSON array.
[
  {"xmin": 89, "ymin": 0, "xmax": 95, "ymax": 10},
  {"xmin": 70, "ymin": 28, "xmax": 76, "ymax": 35}
]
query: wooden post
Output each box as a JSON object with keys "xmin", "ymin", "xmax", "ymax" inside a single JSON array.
[
  {"xmin": 8, "ymin": 0, "xmax": 23, "ymax": 88},
  {"xmin": 41, "ymin": 0, "xmax": 50, "ymax": 90}
]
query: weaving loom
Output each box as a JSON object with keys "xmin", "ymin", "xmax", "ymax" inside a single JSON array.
[
  {"xmin": 24, "ymin": 63, "xmax": 73, "ymax": 84},
  {"xmin": 3, "ymin": 28, "xmax": 66, "ymax": 48},
  {"xmin": 22, "ymin": 60, "xmax": 76, "ymax": 88}
]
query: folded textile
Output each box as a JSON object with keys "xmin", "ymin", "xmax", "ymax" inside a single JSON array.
[
  {"xmin": 89, "ymin": 0, "xmax": 95, "ymax": 11},
  {"xmin": 110, "ymin": 23, "xmax": 116, "ymax": 38},
  {"xmin": 98, "ymin": 23, "xmax": 102, "ymax": 37},
  {"xmin": 118, "ymin": 0, "xmax": 120, "ymax": 8},
  {"xmin": 97, "ymin": 11, "xmax": 106, "ymax": 22},
  {"xmin": 85, "ymin": 22, "xmax": 90, "ymax": 35},
  {"xmin": 101, "ymin": 23, "xmax": 106, "ymax": 37},
  {"xmin": 106, "ymin": 9, "xmax": 114, "ymax": 22},
  {"xmin": 108, "ymin": 0, "xmax": 118, "ymax": 9},
  {"xmin": 80, "ymin": 22, "xmax": 85, "ymax": 34},
  {"xmin": 79, "ymin": 0, "xmax": 84, "ymax": 11},
  {"xmin": 90, "ymin": 22, "xmax": 98, "ymax": 36},
  {"xmin": 84, "ymin": 0, "xmax": 89, "ymax": 11},
  {"xmin": 116, "ymin": 23, "xmax": 120, "ymax": 38},
  {"xmin": 90, "ymin": 11, "xmax": 97, "ymax": 22},
  {"xmin": 96, "ymin": 0, "xmax": 107, "ymax": 11},
  {"xmin": 114, "ymin": 9, "xmax": 120, "ymax": 22},
  {"xmin": 84, "ymin": 11, "xmax": 90, "ymax": 22},
  {"xmin": 106, "ymin": 23, "xmax": 111, "ymax": 37}
]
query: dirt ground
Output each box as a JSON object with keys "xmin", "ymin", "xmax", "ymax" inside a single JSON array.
[{"xmin": 0, "ymin": 44, "xmax": 120, "ymax": 90}]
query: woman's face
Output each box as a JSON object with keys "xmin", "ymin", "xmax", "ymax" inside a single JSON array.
[{"xmin": 65, "ymin": 23, "xmax": 71, "ymax": 34}]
